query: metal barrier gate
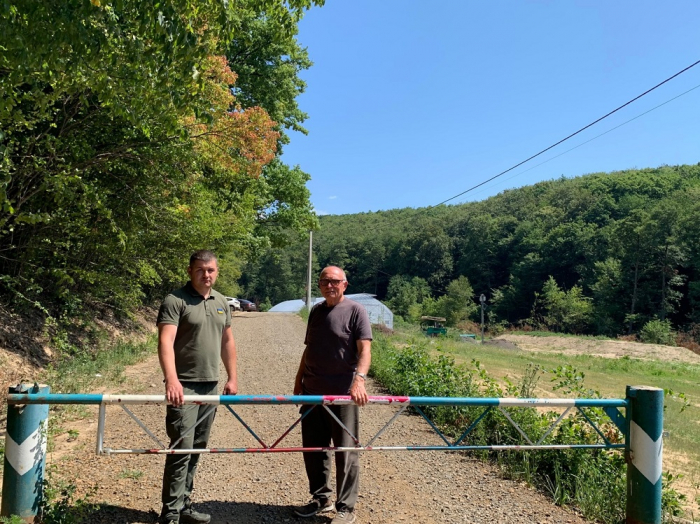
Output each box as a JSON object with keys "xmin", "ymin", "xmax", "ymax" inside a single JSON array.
[{"xmin": 3, "ymin": 385, "xmax": 663, "ymax": 523}]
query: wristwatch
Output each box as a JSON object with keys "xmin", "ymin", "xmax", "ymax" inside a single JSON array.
[{"xmin": 355, "ymin": 372, "xmax": 367, "ymax": 380}]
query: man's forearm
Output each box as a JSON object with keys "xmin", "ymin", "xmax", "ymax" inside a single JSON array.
[
  {"xmin": 158, "ymin": 323, "xmax": 184, "ymax": 405},
  {"xmin": 158, "ymin": 348, "xmax": 178, "ymax": 382},
  {"xmin": 158, "ymin": 324, "xmax": 179, "ymax": 382},
  {"xmin": 221, "ymin": 328, "xmax": 237, "ymax": 381},
  {"xmin": 355, "ymin": 340, "xmax": 371, "ymax": 375},
  {"xmin": 350, "ymin": 339, "xmax": 371, "ymax": 406},
  {"xmin": 222, "ymin": 347, "xmax": 237, "ymax": 382}
]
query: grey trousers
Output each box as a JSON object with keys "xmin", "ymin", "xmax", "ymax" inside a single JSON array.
[
  {"xmin": 300, "ymin": 403, "xmax": 360, "ymax": 512},
  {"xmin": 161, "ymin": 381, "xmax": 218, "ymax": 520}
]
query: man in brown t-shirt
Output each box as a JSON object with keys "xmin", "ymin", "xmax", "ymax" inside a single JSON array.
[{"xmin": 294, "ymin": 266, "xmax": 373, "ymax": 524}]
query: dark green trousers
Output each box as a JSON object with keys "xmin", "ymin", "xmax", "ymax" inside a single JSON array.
[
  {"xmin": 161, "ymin": 381, "xmax": 218, "ymax": 520},
  {"xmin": 300, "ymin": 403, "xmax": 360, "ymax": 512}
]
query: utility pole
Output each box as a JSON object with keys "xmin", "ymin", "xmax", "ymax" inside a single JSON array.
[
  {"xmin": 306, "ymin": 230, "xmax": 313, "ymax": 310},
  {"xmin": 480, "ymin": 294, "xmax": 486, "ymax": 344}
]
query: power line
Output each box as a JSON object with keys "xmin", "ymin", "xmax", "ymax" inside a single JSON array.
[
  {"xmin": 314, "ymin": 77, "xmax": 700, "ymax": 252},
  {"xmin": 434, "ymin": 58, "xmax": 700, "ymax": 207},
  {"xmin": 309, "ymin": 61, "xmax": 700, "ymax": 295},
  {"xmin": 466, "ymin": 82, "xmax": 700, "ymax": 200},
  {"xmin": 312, "ymin": 58, "xmax": 700, "ymax": 272}
]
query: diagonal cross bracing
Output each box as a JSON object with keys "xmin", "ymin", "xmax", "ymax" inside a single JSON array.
[{"xmin": 7, "ymin": 394, "xmax": 628, "ymax": 455}]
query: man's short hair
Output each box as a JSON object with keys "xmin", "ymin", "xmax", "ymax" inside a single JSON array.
[{"xmin": 189, "ymin": 250, "xmax": 218, "ymax": 267}]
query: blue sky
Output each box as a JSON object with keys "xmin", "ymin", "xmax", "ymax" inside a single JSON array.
[{"xmin": 280, "ymin": 1, "xmax": 700, "ymax": 216}]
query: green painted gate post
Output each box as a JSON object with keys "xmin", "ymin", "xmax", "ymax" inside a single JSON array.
[
  {"xmin": 1, "ymin": 383, "xmax": 50, "ymax": 523},
  {"xmin": 626, "ymin": 385, "xmax": 663, "ymax": 524}
]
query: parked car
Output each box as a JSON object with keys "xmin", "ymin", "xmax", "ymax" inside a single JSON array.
[
  {"xmin": 238, "ymin": 299, "xmax": 257, "ymax": 312},
  {"xmin": 226, "ymin": 297, "xmax": 241, "ymax": 311}
]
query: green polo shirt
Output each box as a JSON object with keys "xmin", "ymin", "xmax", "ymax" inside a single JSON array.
[{"xmin": 157, "ymin": 282, "xmax": 231, "ymax": 382}]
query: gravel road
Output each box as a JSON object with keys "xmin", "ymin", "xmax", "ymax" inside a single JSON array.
[{"xmin": 50, "ymin": 312, "xmax": 589, "ymax": 524}]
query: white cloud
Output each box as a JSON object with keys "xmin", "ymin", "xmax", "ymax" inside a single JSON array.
[
  {"xmin": 329, "ymin": 195, "xmax": 337, "ymax": 200},
  {"xmin": 315, "ymin": 209, "xmax": 330, "ymax": 216}
]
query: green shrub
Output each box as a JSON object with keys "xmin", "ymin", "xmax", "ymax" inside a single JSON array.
[
  {"xmin": 258, "ymin": 298, "xmax": 272, "ymax": 312},
  {"xmin": 661, "ymin": 472, "xmax": 687, "ymax": 521},
  {"xmin": 532, "ymin": 277, "xmax": 592, "ymax": 334},
  {"xmin": 640, "ymin": 318, "xmax": 675, "ymax": 345}
]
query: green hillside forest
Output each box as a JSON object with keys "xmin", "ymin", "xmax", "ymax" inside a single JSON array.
[{"xmin": 242, "ymin": 164, "xmax": 700, "ymax": 342}]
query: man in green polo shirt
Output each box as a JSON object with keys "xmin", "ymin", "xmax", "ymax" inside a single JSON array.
[{"xmin": 157, "ymin": 250, "xmax": 238, "ymax": 524}]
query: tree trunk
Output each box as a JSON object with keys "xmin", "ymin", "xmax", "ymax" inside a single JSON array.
[
  {"xmin": 660, "ymin": 244, "xmax": 668, "ymax": 321},
  {"xmin": 628, "ymin": 259, "xmax": 640, "ymax": 335}
]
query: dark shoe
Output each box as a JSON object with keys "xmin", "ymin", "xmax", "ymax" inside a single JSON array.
[
  {"xmin": 294, "ymin": 498, "xmax": 335, "ymax": 517},
  {"xmin": 332, "ymin": 510, "xmax": 357, "ymax": 523},
  {"xmin": 159, "ymin": 511, "xmax": 179, "ymax": 524},
  {"xmin": 180, "ymin": 506, "xmax": 211, "ymax": 524}
]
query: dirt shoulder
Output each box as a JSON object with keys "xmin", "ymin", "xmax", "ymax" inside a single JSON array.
[
  {"xmin": 497, "ymin": 333, "xmax": 700, "ymax": 365},
  {"xmin": 0, "ymin": 306, "xmax": 158, "ymax": 398},
  {"xmin": 0, "ymin": 304, "xmax": 49, "ymax": 390}
]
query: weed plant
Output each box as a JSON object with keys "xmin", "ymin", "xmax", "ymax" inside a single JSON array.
[
  {"xmin": 298, "ymin": 306, "xmax": 310, "ymax": 323},
  {"xmin": 0, "ymin": 516, "xmax": 27, "ymax": 524},
  {"xmin": 370, "ymin": 332, "xmax": 686, "ymax": 523},
  {"xmin": 40, "ymin": 465, "xmax": 99, "ymax": 524},
  {"xmin": 118, "ymin": 468, "xmax": 144, "ymax": 480}
]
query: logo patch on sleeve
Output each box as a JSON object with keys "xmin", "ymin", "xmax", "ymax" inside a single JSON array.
[{"xmin": 216, "ymin": 308, "xmax": 225, "ymax": 314}]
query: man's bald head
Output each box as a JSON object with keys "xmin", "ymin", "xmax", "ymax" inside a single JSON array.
[
  {"xmin": 318, "ymin": 266, "xmax": 348, "ymax": 306},
  {"xmin": 320, "ymin": 266, "xmax": 346, "ymax": 281}
]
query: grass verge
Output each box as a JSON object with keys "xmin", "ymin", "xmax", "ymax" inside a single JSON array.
[
  {"xmin": 431, "ymin": 336, "xmax": 700, "ymax": 476},
  {"xmin": 370, "ymin": 329, "xmax": 693, "ymax": 523}
]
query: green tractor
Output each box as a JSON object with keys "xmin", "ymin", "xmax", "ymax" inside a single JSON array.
[{"xmin": 420, "ymin": 316, "xmax": 447, "ymax": 337}]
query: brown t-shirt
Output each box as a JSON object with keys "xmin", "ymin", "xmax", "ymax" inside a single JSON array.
[{"xmin": 303, "ymin": 298, "xmax": 373, "ymax": 395}]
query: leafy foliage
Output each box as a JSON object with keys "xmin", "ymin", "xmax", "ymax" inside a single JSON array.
[
  {"xmin": 640, "ymin": 318, "xmax": 675, "ymax": 346},
  {"xmin": 0, "ymin": 0, "xmax": 322, "ymax": 316},
  {"xmin": 0, "ymin": 516, "xmax": 26, "ymax": 524},
  {"xmin": 41, "ymin": 465, "xmax": 98, "ymax": 524},
  {"xmin": 531, "ymin": 276, "xmax": 592, "ymax": 333},
  {"xmin": 385, "ymin": 275, "xmax": 431, "ymax": 322}
]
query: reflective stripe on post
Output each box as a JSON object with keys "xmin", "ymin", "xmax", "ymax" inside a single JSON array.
[
  {"xmin": 2, "ymin": 384, "xmax": 50, "ymax": 522},
  {"xmin": 626, "ymin": 385, "xmax": 663, "ymax": 524}
]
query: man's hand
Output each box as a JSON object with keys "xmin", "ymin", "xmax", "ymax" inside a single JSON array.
[
  {"xmin": 223, "ymin": 378, "xmax": 238, "ymax": 395},
  {"xmin": 349, "ymin": 376, "xmax": 368, "ymax": 406},
  {"xmin": 293, "ymin": 377, "xmax": 303, "ymax": 396},
  {"xmin": 165, "ymin": 378, "xmax": 184, "ymax": 407},
  {"xmin": 294, "ymin": 347, "xmax": 308, "ymax": 396}
]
